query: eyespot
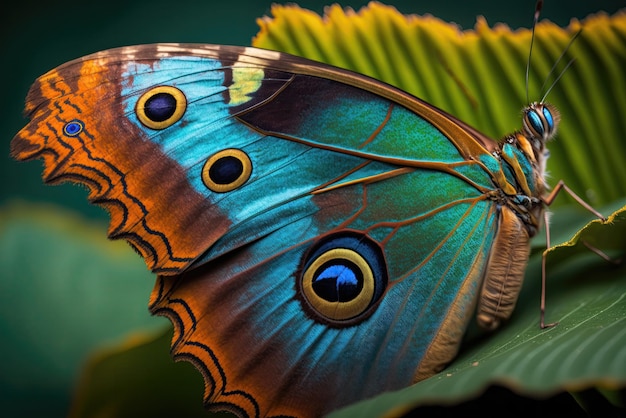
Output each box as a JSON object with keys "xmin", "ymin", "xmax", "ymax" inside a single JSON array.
[
  {"xmin": 299, "ymin": 232, "xmax": 387, "ymax": 326},
  {"xmin": 63, "ymin": 119, "xmax": 84, "ymax": 137},
  {"xmin": 136, "ymin": 86, "xmax": 186, "ymax": 129},
  {"xmin": 202, "ymin": 149, "xmax": 252, "ymax": 193}
]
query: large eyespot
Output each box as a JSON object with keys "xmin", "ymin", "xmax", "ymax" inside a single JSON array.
[
  {"xmin": 63, "ymin": 119, "xmax": 84, "ymax": 137},
  {"xmin": 299, "ymin": 232, "xmax": 387, "ymax": 326},
  {"xmin": 136, "ymin": 86, "xmax": 186, "ymax": 129},
  {"xmin": 202, "ymin": 149, "xmax": 252, "ymax": 193},
  {"xmin": 523, "ymin": 103, "xmax": 558, "ymax": 141}
]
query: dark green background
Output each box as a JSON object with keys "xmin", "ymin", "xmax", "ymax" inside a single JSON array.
[{"xmin": 1, "ymin": 1, "xmax": 624, "ymax": 417}]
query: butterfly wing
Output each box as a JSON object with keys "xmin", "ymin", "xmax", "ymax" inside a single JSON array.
[{"xmin": 12, "ymin": 44, "xmax": 509, "ymax": 417}]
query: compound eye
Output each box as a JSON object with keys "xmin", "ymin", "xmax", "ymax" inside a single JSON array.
[
  {"xmin": 523, "ymin": 103, "xmax": 559, "ymax": 141},
  {"xmin": 542, "ymin": 106, "xmax": 555, "ymax": 133},
  {"xmin": 525, "ymin": 108, "xmax": 545, "ymax": 138}
]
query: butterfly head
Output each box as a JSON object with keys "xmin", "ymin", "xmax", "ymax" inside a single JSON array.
[
  {"xmin": 509, "ymin": 101, "xmax": 560, "ymax": 191},
  {"xmin": 522, "ymin": 102, "xmax": 560, "ymax": 147}
]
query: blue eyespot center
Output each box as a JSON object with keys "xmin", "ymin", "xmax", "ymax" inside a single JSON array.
[
  {"xmin": 312, "ymin": 260, "xmax": 363, "ymax": 303},
  {"xmin": 144, "ymin": 92, "xmax": 177, "ymax": 122},
  {"xmin": 63, "ymin": 120, "xmax": 84, "ymax": 137},
  {"xmin": 209, "ymin": 155, "xmax": 244, "ymax": 185}
]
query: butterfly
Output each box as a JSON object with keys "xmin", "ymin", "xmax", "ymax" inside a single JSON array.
[{"xmin": 10, "ymin": 6, "xmax": 601, "ymax": 418}]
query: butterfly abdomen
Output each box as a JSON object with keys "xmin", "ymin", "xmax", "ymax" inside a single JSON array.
[{"xmin": 477, "ymin": 206, "xmax": 531, "ymax": 330}]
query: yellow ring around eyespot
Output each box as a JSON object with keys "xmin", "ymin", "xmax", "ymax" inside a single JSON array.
[
  {"xmin": 135, "ymin": 86, "xmax": 187, "ymax": 130},
  {"xmin": 302, "ymin": 248, "xmax": 375, "ymax": 321},
  {"xmin": 201, "ymin": 148, "xmax": 252, "ymax": 193}
]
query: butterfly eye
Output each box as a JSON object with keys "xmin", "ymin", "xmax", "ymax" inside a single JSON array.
[
  {"xmin": 202, "ymin": 148, "xmax": 252, "ymax": 193},
  {"xmin": 525, "ymin": 108, "xmax": 545, "ymax": 138},
  {"xmin": 299, "ymin": 233, "xmax": 387, "ymax": 325},
  {"xmin": 523, "ymin": 104, "xmax": 558, "ymax": 141},
  {"xmin": 542, "ymin": 106, "xmax": 554, "ymax": 129},
  {"xmin": 136, "ymin": 86, "xmax": 187, "ymax": 129},
  {"xmin": 63, "ymin": 119, "xmax": 84, "ymax": 136}
]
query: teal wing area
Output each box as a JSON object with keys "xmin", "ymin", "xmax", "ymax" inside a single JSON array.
[
  {"xmin": 191, "ymin": 66, "xmax": 500, "ymax": 266},
  {"xmin": 144, "ymin": 46, "xmax": 502, "ymax": 417},
  {"xmin": 234, "ymin": 75, "xmax": 465, "ymax": 162}
]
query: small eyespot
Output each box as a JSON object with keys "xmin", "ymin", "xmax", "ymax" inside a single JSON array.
[
  {"xmin": 63, "ymin": 120, "xmax": 84, "ymax": 137},
  {"xmin": 136, "ymin": 86, "xmax": 186, "ymax": 129},
  {"xmin": 299, "ymin": 232, "xmax": 387, "ymax": 325},
  {"xmin": 202, "ymin": 149, "xmax": 252, "ymax": 193}
]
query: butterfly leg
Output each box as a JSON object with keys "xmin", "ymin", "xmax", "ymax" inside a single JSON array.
[
  {"xmin": 540, "ymin": 209, "xmax": 558, "ymax": 329},
  {"xmin": 542, "ymin": 180, "xmax": 606, "ymax": 220},
  {"xmin": 581, "ymin": 240, "xmax": 623, "ymax": 265},
  {"xmin": 540, "ymin": 180, "xmax": 607, "ymax": 328}
]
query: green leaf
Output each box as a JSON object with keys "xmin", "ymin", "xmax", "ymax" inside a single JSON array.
[
  {"xmin": 68, "ymin": 329, "xmax": 209, "ymax": 418},
  {"xmin": 0, "ymin": 202, "xmax": 164, "ymax": 415},
  {"xmin": 544, "ymin": 201, "xmax": 626, "ymax": 264}
]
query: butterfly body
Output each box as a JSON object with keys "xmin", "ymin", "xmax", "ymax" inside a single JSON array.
[{"xmin": 11, "ymin": 44, "xmax": 555, "ymax": 417}]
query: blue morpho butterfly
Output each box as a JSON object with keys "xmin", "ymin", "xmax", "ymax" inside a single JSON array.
[{"xmin": 9, "ymin": 2, "xmax": 604, "ymax": 417}]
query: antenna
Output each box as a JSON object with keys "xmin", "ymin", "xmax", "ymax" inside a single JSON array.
[
  {"xmin": 526, "ymin": 1, "xmax": 582, "ymax": 103},
  {"xmin": 539, "ymin": 29, "xmax": 582, "ymax": 102},
  {"xmin": 525, "ymin": 0, "xmax": 543, "ymax": 104},
  {"xmin": 541, "ymin": 57, "xmax": 575, "ymax": 103}
]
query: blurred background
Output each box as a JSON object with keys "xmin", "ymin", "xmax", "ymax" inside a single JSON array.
[{"xmin": 1, "ymin": 1, "xmax": 624, "ymax": 417}]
